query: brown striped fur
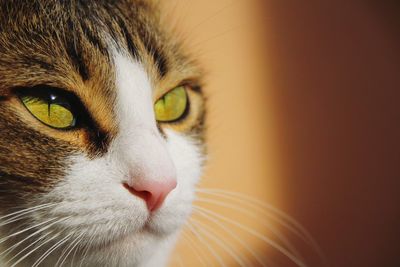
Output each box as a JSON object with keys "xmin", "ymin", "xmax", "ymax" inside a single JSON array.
[
  {"xmin": 0, "ymin": 0, "xmax": 205, "ymax": 191},
  {"xmin": 0, "ymin": 2, "xmax": 206, "ymax": 264}
]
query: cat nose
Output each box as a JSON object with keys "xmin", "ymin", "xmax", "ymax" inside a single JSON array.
[{"xmin": 123, "ymin": 178, "xmax": 177, "ymax": 212}]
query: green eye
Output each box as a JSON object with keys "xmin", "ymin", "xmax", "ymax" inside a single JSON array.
[
  {"xmin": 20, "ymin": 93, "xmax": 76, "ymax": 129},
  {"xmin": 154, "ymin": 86, "xmax": 188, "ymax": 122}
]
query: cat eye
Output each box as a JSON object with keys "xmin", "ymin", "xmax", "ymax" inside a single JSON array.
[
  {"xmin": 20, "ymin": 92, "xmax": 76, "ymax": 129},
  {"xmin": 154, "ymin": 86, "xmax": 188, "ymax": 122}
]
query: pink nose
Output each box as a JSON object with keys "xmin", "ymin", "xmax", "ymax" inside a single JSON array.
[{"xmin": 123, "ymin": 178, "xmax": 177, "ymax": 212}]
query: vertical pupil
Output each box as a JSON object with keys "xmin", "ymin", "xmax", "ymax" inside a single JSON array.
[
  {"xmin": 48, "ymin": 94, "xmax": 56, "ymax": 116},
  {"xmin": 21, "ymin": 91, "xmax": 76, "ymax": 129}
]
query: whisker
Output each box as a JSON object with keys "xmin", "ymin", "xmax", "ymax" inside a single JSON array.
[
  {"xmin": 159, "ymin": 0, "xmax": 187, "ymax": 27},
  {"xmin": 0, "ymin": 203, "xmax": 57, "ymax": 221},
  {"xmin": 196, "ymin": 189, "xmax": 304, "ymax": 235},
  {"xmin": 55, "ymin": 233, "xmax": 83, "ymax": 267},
  {"xmin": 78, "ymin": 228, "xmax": 98, "ymax": 267},
  {"xmin": 57, "ymin": 232, "xmax": 84, "ymax": 267},
  {"xmin": 180, "ymin": 230, "xmax": 209, "ymax": 267},
  {"xmin": 196, "ymin": 188, "xmax": 323, "ymax": 257},
  {"xmin": 0, "ymin": 203, "xmax": 58, "ymax": 227},
  {"xmin": 10, "ymin": 232, "xmax": 62, "ymax": 267},
  {"xmin": 183, "ymin": 0, "xmax": 238, "ymax": 39},
  {"xmin": 32, "ymin": 233, "xmax": 73, "ymax": 267},
  {"xmin": 4, "ymin": 231, "xmax": 53, "ymax": 265},
  {"xmin": 186, "ymin": 222, "xmax": 226, "ymax": 267},
  {"xmin": 1, "ymin": 217, "xmax": 67, "ymax": 258},
  {"xmin": 0, "ymin": 217, "xmax": 58, "ymax": 245},
  {"xmin": 170, "ymin": 0, "xmax": 193, "ymax": 31},
  {"xmin": 190, "ymin": 24, "xmax": 244, "ymax": 49},
  {"xmin": 70, "ymin": 234, "xmax": 85, "ymax": 267},
  {"xmin": 193, "ymin": 207, "xmax": 268, "ymax": 267},
  {"xmin": 176, "ymin": 254, "xmax": 185, "ymax": 267},
  {"xmin": 190, "ymin": 218, "xmax": 248, "ymax": 267},
  {"xmin": 195, "ymin": 196, "xmax": 304, "ymax": 261},
  {"xmin": 193, "ymin": 206, "xmax": 308, "ymax": 267}
]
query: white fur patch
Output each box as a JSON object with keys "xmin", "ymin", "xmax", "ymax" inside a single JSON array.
[{"xmin": 41, "ymin": 50, "xmax": 203, "ymax": 266}]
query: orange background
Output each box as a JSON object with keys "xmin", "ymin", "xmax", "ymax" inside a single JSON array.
[{"xmin": 165, "ymin": 1, "xmax": 400, "ymax": 267}]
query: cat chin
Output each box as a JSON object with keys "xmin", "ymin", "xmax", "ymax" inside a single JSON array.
[
  {"xmin": 20, "ymin": 234, "xmax": 176, "ymax": 267},
  {"xmin": 72, "ymin": 229, "xmax": 178, "ymax": 267}
]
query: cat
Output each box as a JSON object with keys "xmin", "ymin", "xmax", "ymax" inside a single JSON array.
[{"xmin": 0, "ymin": 0, "xmax": 206, "ymax": 266}]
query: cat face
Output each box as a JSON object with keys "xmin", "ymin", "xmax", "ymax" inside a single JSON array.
[{"xmin": 0, "ymin": 1, "xmax": 205, "ymax": 266}]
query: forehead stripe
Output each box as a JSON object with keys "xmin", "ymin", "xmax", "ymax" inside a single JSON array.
[
  {"xmin": 66, "ymin": 18, "xmax": 90, "ymax": 81},
  {"xmin": 80, "ymin": 22, "xmax": 109, "ymax": 56},
  {"xmin": 66, "ymin": 41, "xmax": 90, "ymax": 81},
  {"xmin": 115, "ymin": 15, "xmax": 140, "ymax": 60},
  {"xmin": 141, "ymin": 37, "xmax": 169, "ymax": 78}
]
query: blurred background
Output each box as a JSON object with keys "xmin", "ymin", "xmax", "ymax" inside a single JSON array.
[{"xmin": 162, "ymin": 1, "xmax": 400, "ymax": 267}]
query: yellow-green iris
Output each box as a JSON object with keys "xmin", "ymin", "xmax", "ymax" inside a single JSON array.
[
  {"xmin": 21, "ymin": 95, "xmax": 75, "ymax": 129},
  {"xmin": 154, "ymin": 86, "xmax": 188, "ymax": 122}
]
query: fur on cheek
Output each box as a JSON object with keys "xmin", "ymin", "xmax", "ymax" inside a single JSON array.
[{"xmin": 35, "ymin": 129, "xmax": 204, "ymax": 266}]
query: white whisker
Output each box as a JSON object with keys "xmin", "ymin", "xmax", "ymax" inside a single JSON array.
[
  {"xmin": 32, "ymin": 233, "xmax": 73, "ymax": 267},
  {"xmin": 55, "ymin": 233, "xmax": 82, "ymax": 267},
  {"xmin": 10, "ymin": 232, "xmax": 61, "ymax": 267},
  {"xmin": 1, "ymin": 217, "xmax": 67, "ymax": 258},
  {"xmin": 186, "ymin": 222, "xmax": 226, "ymax": 267},
  {"xmin": 180, "ymin": 230, "xmax": 209, "ymax": 267},
  {"xmin": 0, "ymin": 203, "xmax": 56, "ymax": 221},
  {"xmin": 57, "ymin": 232, "xmax": 84, "ymax": 267},
  {"xmin": 4, "ymin": 232, "xmax": 53, "ymax": 265},
  {"xmin": 0, "ymin": 203, "xmax": 58, "ymax": 227},
  {"xmin": 70, "ymin": 234, "xmax": 84, "ymax": 267},
  {"xmin": 193, "ymin": 207, "xmax": 268, "ymax": 267},
  {"xmin": 0, "ymin": 217, "xmax": 58, "ymax": 245},
  {"xmin": 190, "ymin": 218, "xmax": 248, "ymax": 267},
  {"xmin": 183, "ymin": 0, "xmax": 237, "ymax": 39},
  {"xmin": 78, "ymin": 228, "xmax": 98, "ymax": 267},
  {"xmin": 191, "ymin": 25, "xmax": 244, "ymax": 49},
  {"xmin": 176, "ymin": 254, "xmax": 185, "ymax": 267},
  {"xmin": 196, "ymin": 188, "xmax": 323, "ymax": 258},
  {"xmin": 195, "ymin": 196, "xmax": 304, "ymax": 261},
  {"xmin": 194, "ymin": 206, "xmax": 308, "ymax": 267}
]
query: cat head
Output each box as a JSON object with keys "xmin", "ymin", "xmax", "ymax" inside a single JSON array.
[{"xmin": 0, "ymin": 0, "xmax": 205, "ymax": 265}]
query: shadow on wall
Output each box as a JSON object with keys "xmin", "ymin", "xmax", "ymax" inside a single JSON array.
[{"xmin": 263, "ymin": 1, "xmax": 400, "ymax": 267}]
